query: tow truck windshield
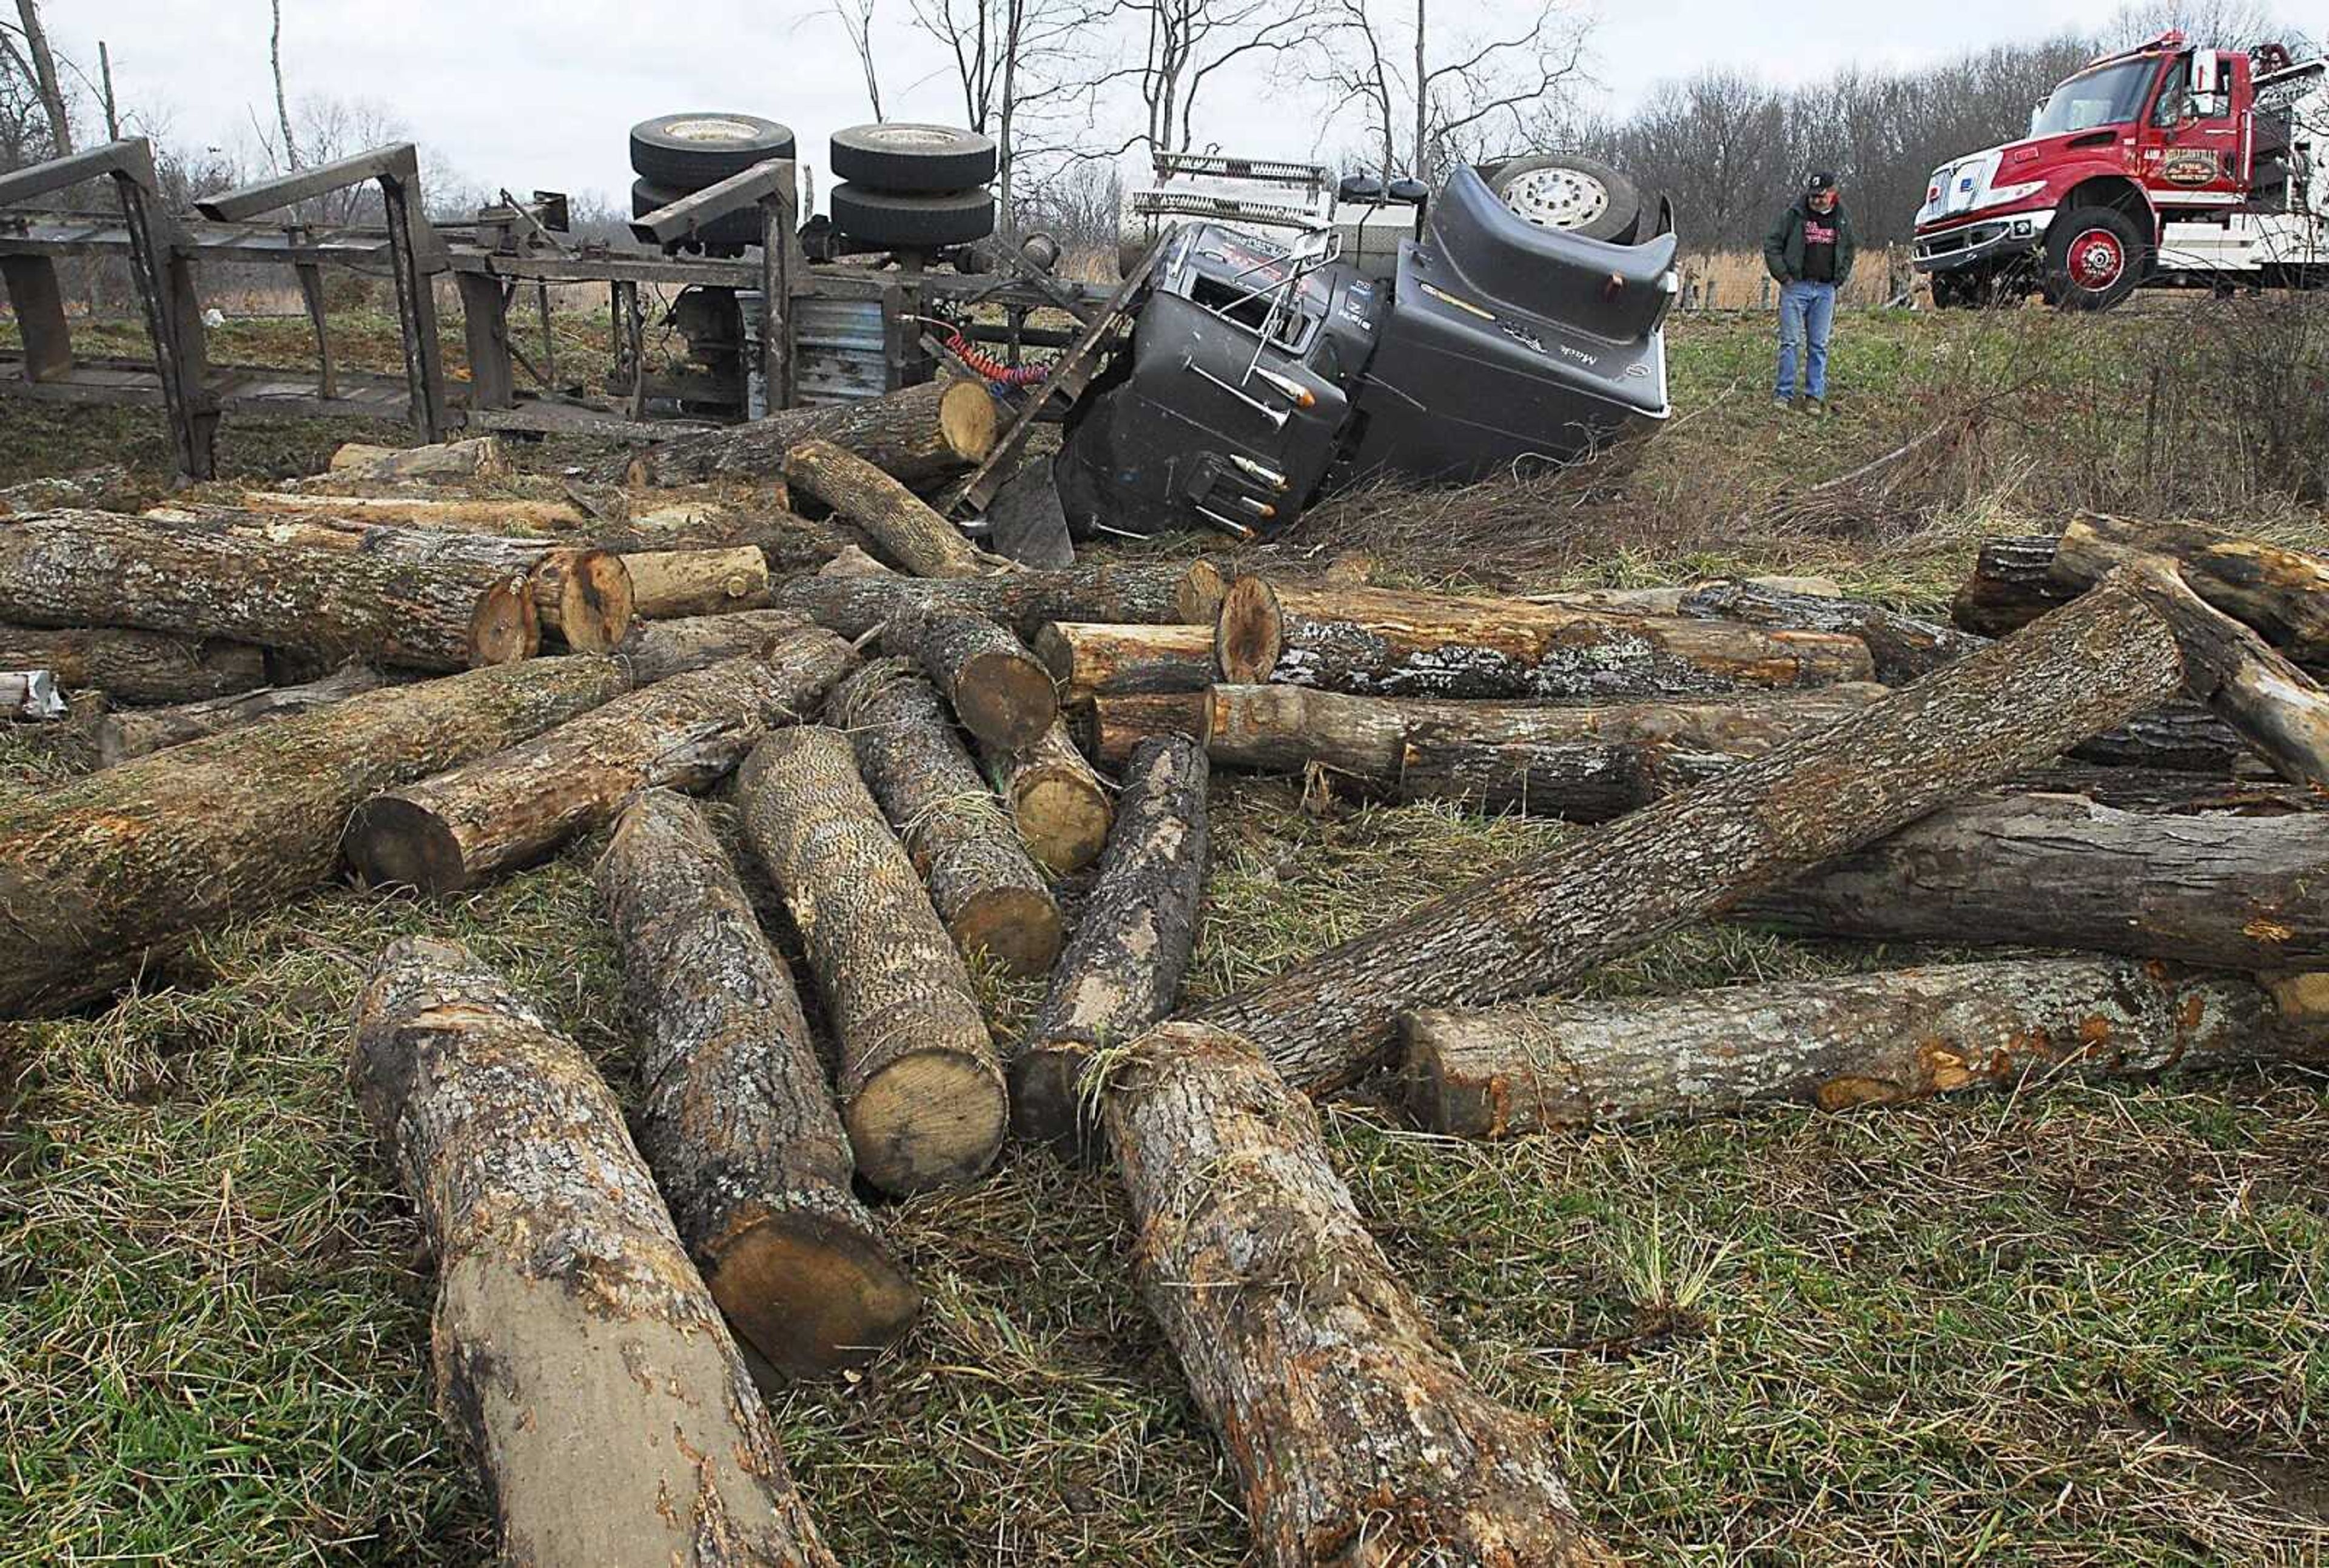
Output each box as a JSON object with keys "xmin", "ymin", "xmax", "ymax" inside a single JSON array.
[{"xmin": 2030, "ymin": 58, "xmax": 2160, "ymax": 135}]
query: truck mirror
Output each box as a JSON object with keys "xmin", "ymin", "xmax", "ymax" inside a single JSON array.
[{"xmin": 2193, "ymin": 49, "xmax": 2219, "ymax": 96}]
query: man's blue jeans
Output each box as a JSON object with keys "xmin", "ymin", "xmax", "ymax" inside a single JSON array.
[{"xmin": 1775, "ymin": 280, "xmax": 1836, "ymax": 400}]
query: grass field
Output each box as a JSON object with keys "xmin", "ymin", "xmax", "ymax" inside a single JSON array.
[{"xmin": 2, "ymin": 301, "xmax": 2325, "ymax": 1564}]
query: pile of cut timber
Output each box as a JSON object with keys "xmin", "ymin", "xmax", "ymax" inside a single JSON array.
[{"xmin": 19, "ymin": 421, "xmax": 2329, "ymax": 1567}]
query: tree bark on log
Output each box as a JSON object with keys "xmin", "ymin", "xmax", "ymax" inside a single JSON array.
[
  {"xmin": 350, "ymin": 936, "xmax": 839, "ymax": 1564},
  {"xmin": 612, "ymin": 609, "xmax": 813, "ymax": 684},
  {"xmin": 1, "ymin": 510, "xmax": 538, "ymax": 670},
  {"xmin": 976, "ymin": 718, "xmax": 1116, "ymax": 874},
  {"xmin": 2006, "ymin": 764, "xmax": 2316, "ymax": 814},
  {"xmin": 736, "ymin": 726, "xmax": 1007, "ymax": 1194},
  {"xmin": 1518, "ymin": 576, "xmax": 1843, "ymax": 614},
  {"xmin": 2052, "ymin": 513, "xmax": 2329, "ymax": 664},
  {"xmin": 235, "ymin": 491, "xmax": 592, "ymax": 531},
  {"xmin": 1084, "ymin": 691, "xmax": 1208, "ymax": 767},
  {"xmin": 1103, "ymin": 1020, "xmax": 1617, "ymax": 1566},
  {"xmin": 1194, "ymin": 574, "xmax": 2190, "ymax": 1092},
  {"xmin": 1013, "ymin": 737, "xmax": 1208, "ymax": 1148},
  {"xmin": 767, "ymin": 559, "xmax": 1197, "ymax": 639},
  {"xmin": 326, "ymin": 435, "xmax": 510, "ymax": 482},
  {"xmin": 784, "ymin": 439, "xmax": 991, "ymax": 579},
  {"xmin": 828, "ymin": 658, "xmax": 1063, "ymax": 978},
  {"xmin": 1951, "ymin": 535, "xmax": 2073, "ymax": 636},
  {"xmin": 595, "ymin": 790, "xmax": 921, "ymax": 1376},
  {"xmin": 0, "ymin": 623, "xmax": 267, "ymax": 703},
  {"xmin": 1201, "ymin": 683, "xmax": 1887, "ymax": 818},
  {"xmin": 1034, "ymin": 621, "xmax": 1217, "ymax": 701},
  {"xmin": 881, "ymin": 600, "xmax": 1058, "ymax": 750},
  {"xmin": 620, "ymin": 545, "xmax": 773, "ymax": 618},
  {"xmin": 2119, "ymin": 559, "xmax": 2329, "ymax": 790},
  {"xmin": 0, "ymin": 658, "xmax": 631, "ymax": 1017},
  {"xmin": 1214, "ymin": 577, "xmax": 1875, "ymax": 699},
  {"xmin": 2071, "ymin": 702, "xmax": 2252, "ymax": 772},
  {"xmin": 1675, "ymin": 581, "xmax": 1986, "ymax": 684},
  {"xmin": 1740, "ymin": 787, "xmax": 2329, "ymax": 969},
  {"xmin": 95, "ymin": 665, "xmax": 397, "ymax": 766},
  {"xmin": 348, "ymin": 634, "xmax": 854, "ymax": 895},
  {"xmin": 1403, "ymin": 958, "xmax": 2315, "ymax": 1139},
  {"xmin": 620, "ymin": 379, "xmax": 1000, "ymax": 488}
]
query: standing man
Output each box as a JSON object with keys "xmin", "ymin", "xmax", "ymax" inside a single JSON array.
[{"xmin": 1764, "ymin": 170, "xmax": 1855, "ymax": 414}]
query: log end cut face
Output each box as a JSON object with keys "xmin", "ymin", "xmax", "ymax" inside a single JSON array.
[
  {"xmin": 957, "ymin": 651, "xmax": 1059, "ymax": 751},
  {"xmin": 949, "ymin": 886, "xmax": 1066, "ymax": 978},
  {"xmin": 551, "ymin": 551, "xmax": 638, "ymax": 653},
  {"xmin": 1214, "ymin": 576, "xmax": 1285, "ymax": 684},
  {"xmin": 939, "ymin": 379, "xmax": 1001, "ymax": 461},
  {"xmin": 469, "ymin": 576, "xmax": 540, "ymax": 666},
  {"xmin": 1013, "ymin": 772, "xmax": 1113, "ymax": 875},
  {"xmin": 846, "ymin": 1048, "xmax": 1009, "ymax": 1194},
  {"xmin": 346, "ymin": 795, "xmax": 471, "ymax": 895},
  {"xmin": 707, "ymin": 1211, "xmax": 923, "ymax": 1379}
]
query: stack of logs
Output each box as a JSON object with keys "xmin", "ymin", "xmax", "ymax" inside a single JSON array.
[{"xmin": 10, "ymin": 382, "xmax": 2329, "ymax": 1564}]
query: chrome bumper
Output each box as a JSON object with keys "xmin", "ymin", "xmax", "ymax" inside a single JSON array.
[{"xmin": 1912, "ymin": 207, "xmax": 2054, "ymax": 272}]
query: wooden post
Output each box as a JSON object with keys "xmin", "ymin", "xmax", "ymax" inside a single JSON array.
[
  {"xmin": 454, "ymin": 272, "xmax": 515, "ymax": 411},
  {"xmin": 1, "ymin": 255, "xmax": 72, "ymax": 382},
  {"xmin": 380, "ymin": 171, "xmax": 449, "ymax": 441}
]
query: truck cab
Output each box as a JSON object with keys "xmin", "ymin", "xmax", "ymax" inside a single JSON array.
[{"xmin": 1911, "ymin": 31, "xmax": 2327, "ymax": 309}]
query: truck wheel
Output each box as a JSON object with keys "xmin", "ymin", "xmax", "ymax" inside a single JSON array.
[
  {"xmin": 632, "ymin": 180, "xmax": 764, "ymax": 249},
  {"xmin": 830, "ymin": 124, "xmax": 998, "ymax": 192},
  {"xmin": 1488, "ymin": 154, "xmax": 1643, "ymax": 244},
  {"xmin": 2046, "ymin": 207, "xmax": 2145, "ymax": 311},
  {"xmin": 630, "ymin": 113, "xmax": 795, "ymax": 188},
  {"xmin": 1929, "ymin": 272, "xmax": 1977, "ymax": 309},
  {"xmin": 830, "ymin": 184, "xmax": 996, "ymax": 249}
]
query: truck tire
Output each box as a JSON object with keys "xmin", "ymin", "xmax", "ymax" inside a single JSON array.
[
  {"xmin": 830, "ymin": 124, "xmax": 998, "ymax": 192},
  {"xmin": 1929, "ymin": 271, "xmax": 1980, "ymax": 310},
  {"xmin": 630, "ymin": 113, "xmax": 795, "ymax": 188},
  {"xmin": 2046, "ymin": 206, "xmax": 2145, "ymax": 311},
  {"xmin": 1488, "ymin": 153, "xmax": 1642, "ymax": 244},
  {"xmin": 632, "ymin": 178, "xmax": 763, "ymax": 249},
  {"xmin": 830, "ymin": 184, "xmax": 996, "ymax": 249}
]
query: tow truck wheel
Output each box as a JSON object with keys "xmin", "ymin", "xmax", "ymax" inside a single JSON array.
[
  {"xmin": 2046, "ymin": 206, "xmax": 2145, "ymax": 311},
  {"xmin": 1929, "ymin": 271, "xmax": 1977, "ymax": 309}
]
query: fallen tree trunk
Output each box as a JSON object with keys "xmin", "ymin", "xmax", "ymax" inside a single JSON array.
[
  {"xmin": 767, "ymin": 559, "xmax": 1196, "ymax": 639},
  {"xmin": 977, "ymin": 718, "xmax": 1115, "ymax": 873},
  {"xmin": 1741, "ymin": 787, "xmax": 2329, "ymax": 969},
  {"xmin": 785, "ymin": 439, "xmax": 991, "ymax": 579},
  {"xmin": 1, "ymin": 510, "xmax": 538, "ymax": 670},
  {"xmin": 1201, "ymin": 682, "xmax": 1887, "ymax": 817},
  {"xmin": 1034, "ymin": 620, "xmax": 1216, "ymax": 701},
  {"xmin": 2054, "ymin": 513, "xmax": 2329, "ymax": 664},
  {"xmin": 234, "ymin": 491, "xmax": 591, "ymax": 531},
  {"xmin": 2071, "ymin": 702, "xmax": 2251, "ymax": 772},
  {"xmin": 351, "ymin": 936, "xmax": 839, "ymax": 1564},
  {"xmin": 96, "ymin": 665, "xmax": 397, "ymax": 766},
  {"xmin": 324, "ymin": 435, "xmax": 510, "ymax": 482},
  {"xmin": 1104, "ymin": 1021, "xmax": 1616, "ymax": 1566},
  {"xmin": 1403, "ymin": 958, "xmax": 2317, "ymax": 1139},
  {"xmin": 737, "ymin": 726, "xmax": 1007, "ymax": 1194},
  {"xmin": 1214, "ymin": 577, "xmax": 1875, "ymax": 699},
  {"xmin": 1951, "ymin": 535, "xmax": 2073, "ymax": 636},
  {"xmin": 882, "ymin": 601, "xmax": 1057, "ymax": 750},
  {"xmin": 2007, "ymin": 764, "xmax": 2315, "ymax": 814},
  {"xmin": 0, "ymin": 623, "xmax": 266, "ymax": 702},
  {"xmin": 595, "ymin": 790, "xmax": 921, "ymax": 1376},
  {"xmin": 1676, "ymin": 581, "xmax": 1986, "ymax": 684},
  {"xmin": 620, "ymin": 379, "xmax": 999, "ymax": 488},
  {"xmin": 611, "ymin": 608, "xmax": 812, "ymax": 684},
  {"xmin": 829, "ymin": 658, "xmax": 1062, "ymax": 977},
  {"xmin": 348, "ymin": 634, "xmax": 853, "ymax": 895},
  {"xmin": 1517, "ymin": 576, "xmax": 1843, "ymax": 614},
  {"xmin": 0, "ymin": 656, "xmax": 630, "ymax": 1016},
  {"xmin": 1084, "ymin": 691, "xmax": 1207, "ymax": 768},
  {"xmin": 619, "ymin": 545, "xmax": 771, "ymax": 619},
  {"xmin": 1013, "ymin": 737, "xmax": 1208, "ymax": 1148},
  {"xmin": 1194, "ymin": 573, "xmax": 2189, "ymax": 1092},
  {"xmin": 2121, "ymin": 560, "xmax": 2329, "ymax": 790}
]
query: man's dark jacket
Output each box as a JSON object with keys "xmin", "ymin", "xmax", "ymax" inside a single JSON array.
[{"xmin": 1763, "ymin": 195, "xmax": 1857, "ymax": 284}]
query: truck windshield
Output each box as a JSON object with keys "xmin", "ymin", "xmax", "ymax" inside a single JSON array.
[{"xmin": 2031, "ymin": 59, "xmax": 2159, "ymax": 135}]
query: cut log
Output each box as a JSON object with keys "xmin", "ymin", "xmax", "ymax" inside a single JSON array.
[
  {"xmin": 1517, "ymin": 575, "xmax": 1844, "ymax": 613},
  {"xmin": 1201, "ymin": 682, "xmax": 1887, "ymax": 818},
  {"xmin": 1104, "ymin": 1021, "xmax": 1616, "ymax": 1566},
  {"xmin": 350, "ymin": 937, "xmax": 838, "ymax": 1564},
  {"xmin": 0, "ymin": 465, "xmax": 134, "ymax": 516},
  {"xmin": 95, "ymin": 665, "xmax": 397, "ymax": 766},
  {"xmin": 2119, "ymin": 560, "xmax": 2329, "ymax": 790},
  {"xmin": 978, "ymin": 718, "xmax": 1115, "ymax": 873},
  {"xmin": 4, "ymin": 669, "xmax": 64, "ymax": 720},
  {"xmin": 2071, "ymin": 702, "xmax": 2252, "ymax": 773},
  {"xmin": 828, "ymin": 658, "xmax": 1062, "ymax": 977},
  {"xmin": 881, "ymin": 600, "xmax": 1058, "ymax": 751},
  {"xmin": 1084, "ymin": 691, "xmax": 1207, "ymax": 767},
  {"xmin": 1194, "ymin": 571, "xmax": 2190, "ymax": 1092},
  {"xmin": 1741, "ymin": 787, "xmax": 2329, "ymax": 969},
  {"xmin": 1403, "ymin": 958, "xmax": 2317, "ymax": 1139},
  {"xmin": 0, "ymin": 623, "xmax": 266, "ymax": 703},
  {"xmin": 736, "ymin": 726, "xmax": 1007, "ymax": 1194},
  {"xmin": 2008, "ymin": 764, "xmax": 2316, "ymax": 814},
  {"xmin": 785, "ymin": 438, "xmax": 990, "ymax": 579},
  {"xmin": 325, "ymin": 435, "xmax": 510, "ymax": 482},
  {"xmin": 0, "ymin": 656, "xmax": 630, "ymax": 1016},
  {"xmin": 1, "ymin": 510, "xmax": 537, "ymax": 671},
  {"xmin": 621, "ymin": 379, "xmax": 999, "ymax": 488},
  {"xmin": 237, "ymin": 492, "xmax": 590, "ymax": 531},
  {"xmin": 620, "ymin": 545, "xmax": 773, "ymax": 618},
  {"xmin": 1676, "ymin": 581, "xmax": 1986, "ymax": 684},
  {"xmin": 1176, "ymin": 557, "xmax": 1231, "ymax": 622},
  {"xmin": 347, "ymin": 634, "xmax": 853, "ymax": 895},
  {"xmin": 611, "ymin": 609, "xmax": 813, "ymax": 684},
  {"xmin": 1033, "ymin": 620, "xmax": 1216, "ymax": 701},
  {"xmin": 768, "ymin": 559, "xmax": 1196, "ymax": 639},
  {"xmin": 1214, "ymin": 576, "xmax": 1875, "ymax": 699},
  {"xmin": 594, "ymin": 790, "xmax": 920, "ymax": 1376},
  {"xmin": 2054, "ymin": 513, "xmax": 2329, "ymax": 663},
  {"xmin": 1013, "ymin": 737, "xmax": 1208, "ymax": 1147},
  {"xmin": 1951, "ymin": 535, "xmax": 2072, "ymax": 636}
]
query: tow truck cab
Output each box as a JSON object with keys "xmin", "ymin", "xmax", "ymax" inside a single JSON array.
[{"xmin": 1910, "ymin": 30, "xmax": 2328, "ymax": 309}]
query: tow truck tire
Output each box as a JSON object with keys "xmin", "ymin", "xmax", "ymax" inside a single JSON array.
[
  {"xmin": 830, "ymin": 124, "xmax": 998, "ymax": 191},
  {"xmin": 2046, "ymin": 206, "xmax": 2145, "ymax": 311},
  {"xmin": 630, "ymin": 113, "xmax": 796, "ymax": 188},
  {"xmin": 830, "ymin": 184, "xmax": 996, "ymax": 249},
  {"xmin": 1928, "ymin": 272, "xmax": 1975, "ymax": 309},
  {"xmin": 1488, "ymin": 153, "xmax": 1643, "ymax": 244},
  {"xmin": 631, "ymin": 179, "xmax": 762, "ymax": 249}
]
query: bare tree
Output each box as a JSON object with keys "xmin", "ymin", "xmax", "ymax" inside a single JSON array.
[
  {"xmin": 11, "ymin": 0, "xmax": 69, "ymax": 156},
  {"xmin": 831, "ymin": 0, "xmax": 888, "ymax": 123},
  {"xmin": 1070, "ymin": 0, "xmax": 1323, "ymax": 157},
  {"xmin": 270, "ymin": 0, "xmax": 299, "ymax": 171},
  {"xmin": 906, "ymin": 0, "xmax": 1088, "ymax": 218}
]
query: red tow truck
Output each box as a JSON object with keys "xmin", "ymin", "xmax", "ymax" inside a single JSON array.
[{"xmin": 1911, "ymin": 30, "xmax": 2328, "ymax": 309}]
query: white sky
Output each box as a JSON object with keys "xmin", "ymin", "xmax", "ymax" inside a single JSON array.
[{"xmin": 50, "ymin": 0, "xmax": 2102, "ymax": 210}]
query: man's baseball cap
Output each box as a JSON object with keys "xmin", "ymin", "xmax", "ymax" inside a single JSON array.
[{"xmin": 1807, "ymin": 170, "xmax": 1838, "ymax": 192}]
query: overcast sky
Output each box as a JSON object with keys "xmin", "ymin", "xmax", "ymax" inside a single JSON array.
[{"xmin": 53, "ymin": 0, "xmax": 2102, "ymax": 210}]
